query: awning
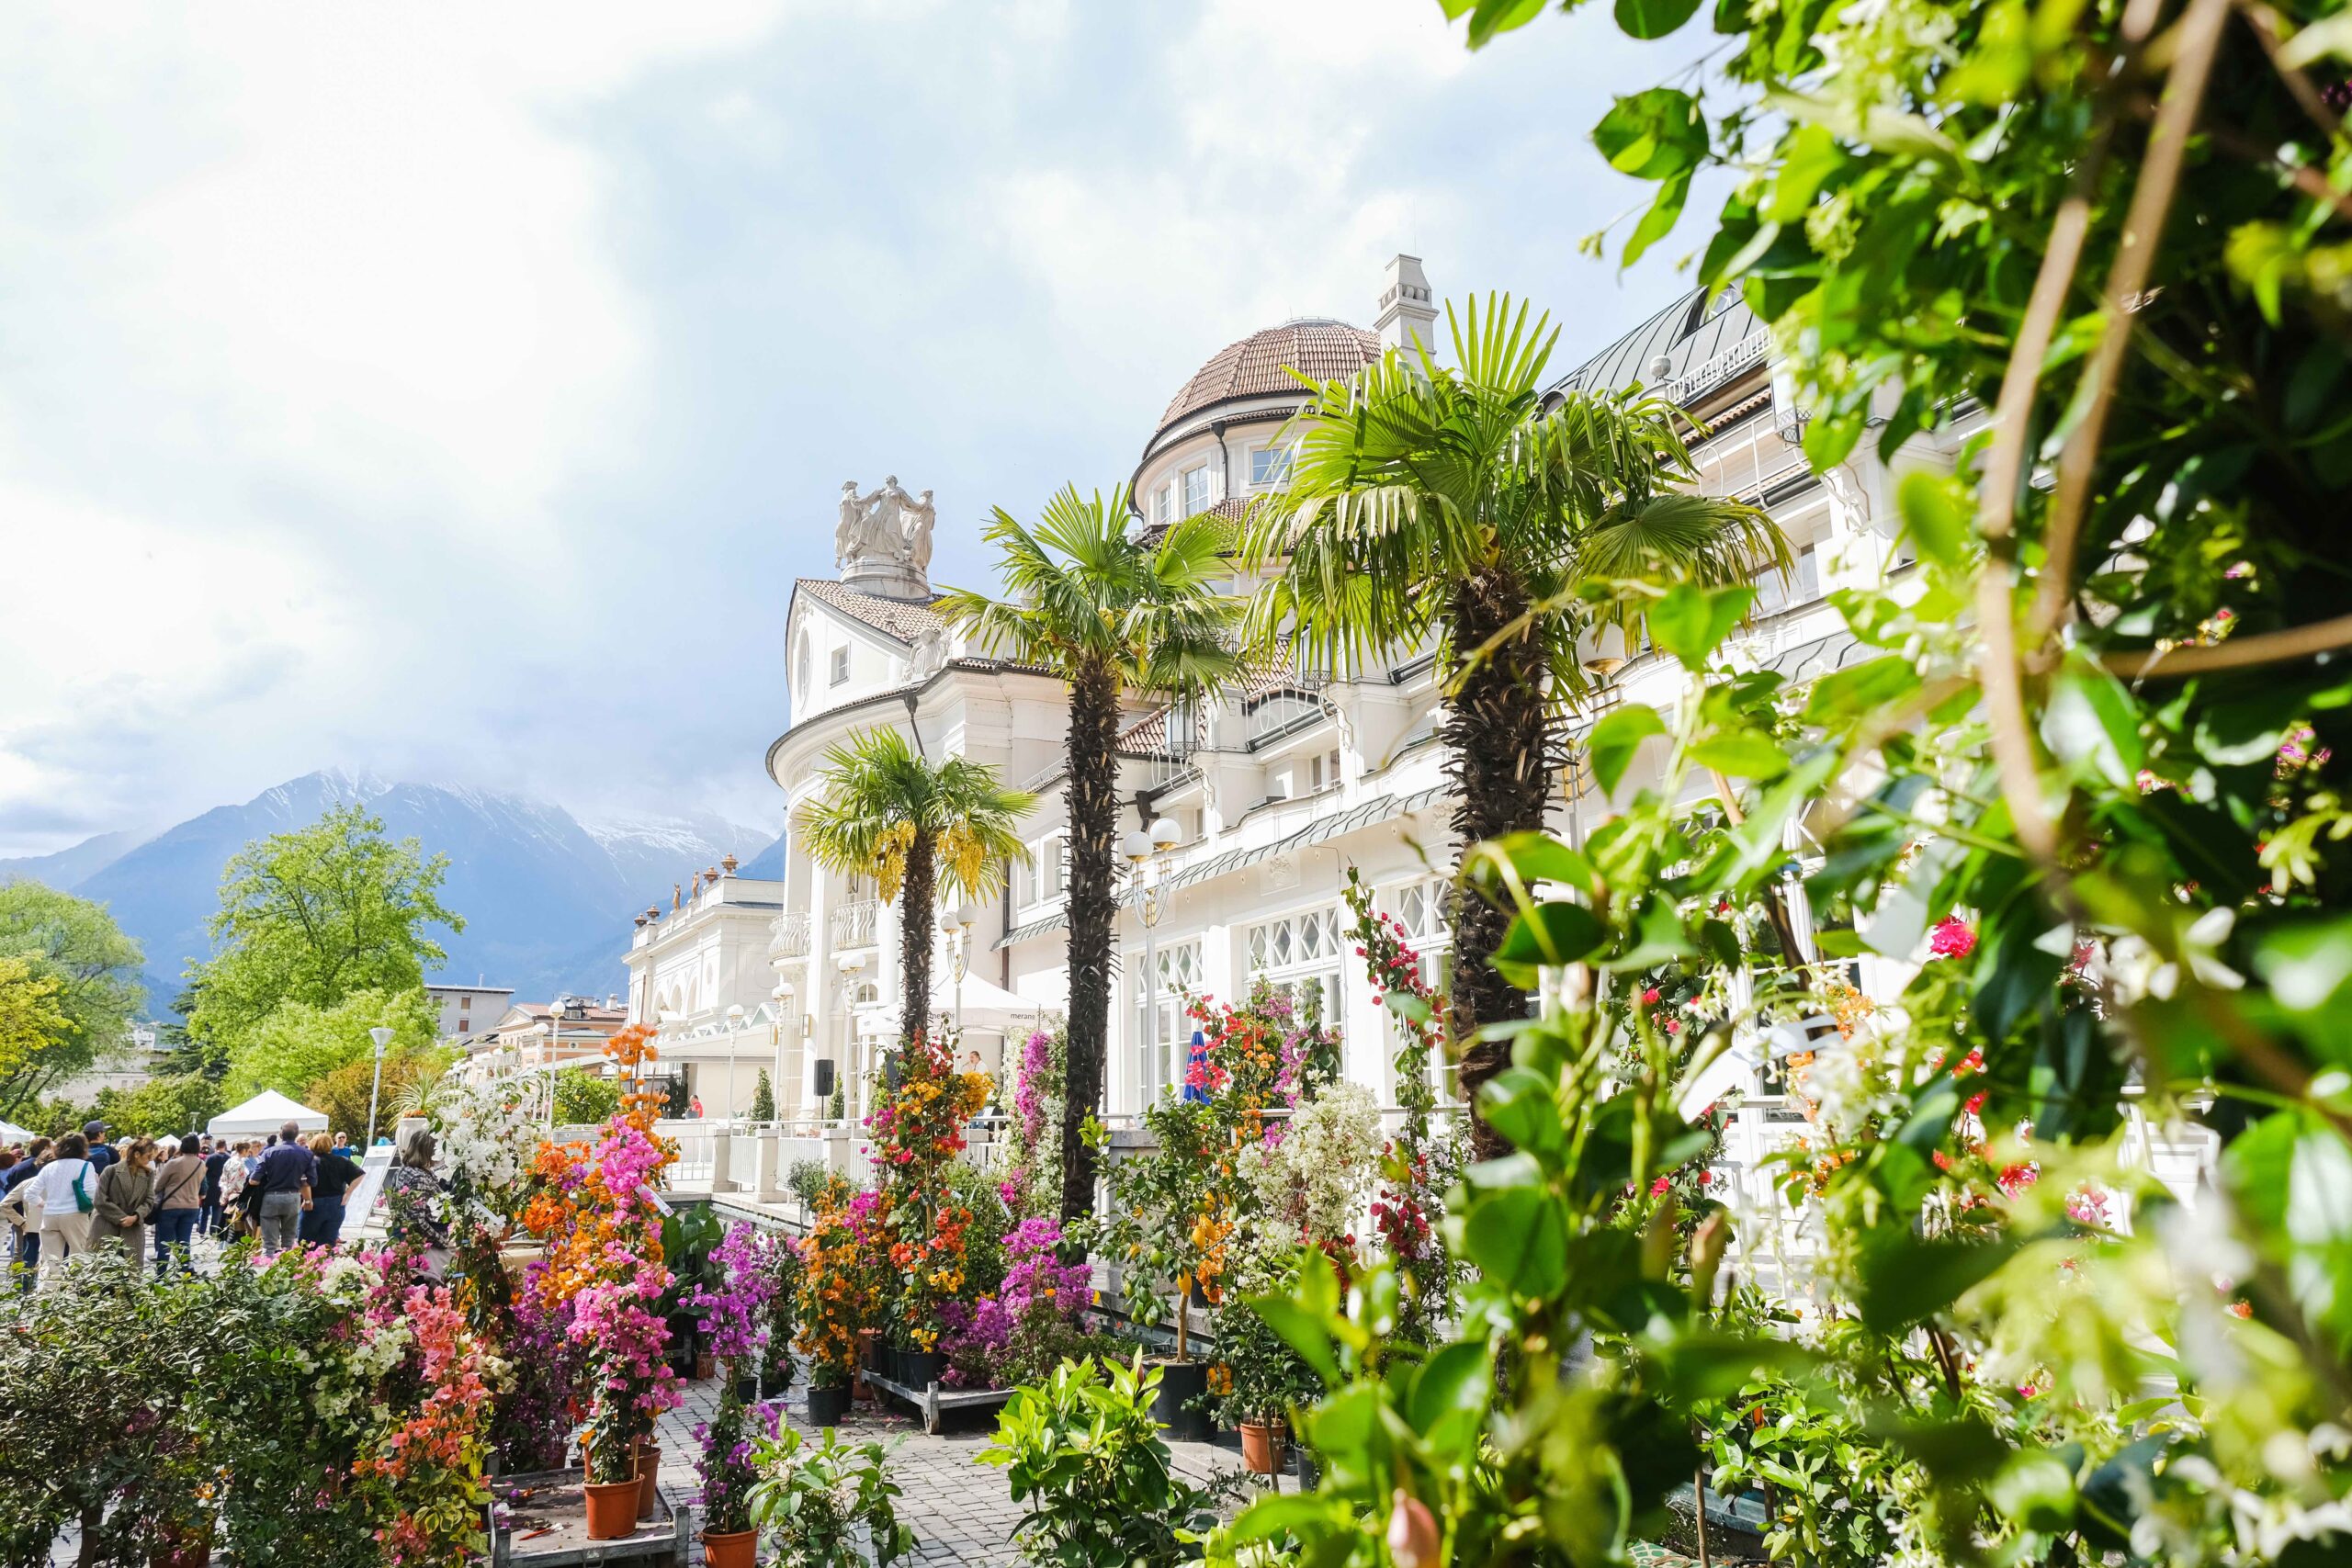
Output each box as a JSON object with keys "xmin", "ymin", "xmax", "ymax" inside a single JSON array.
[{"xmin": 929, "ymin": 971, "xmax": 1053, "ymax": 1035}]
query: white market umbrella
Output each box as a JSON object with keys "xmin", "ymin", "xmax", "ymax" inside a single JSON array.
[{"xmin": 208, "ymin": 1089, "xmax": 330, "ymax": 1139}]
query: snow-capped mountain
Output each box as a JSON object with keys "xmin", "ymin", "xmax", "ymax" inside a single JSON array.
[{"xmin": 7, "ymin": 772, "xmax": 778, "ymax": 1014}]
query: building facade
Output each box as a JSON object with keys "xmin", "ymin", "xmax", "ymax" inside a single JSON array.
[
  {"xmin": 424, "ymin": 983, "xmax": 514, "ymax": 1043},
  {"xmin": 734, "ymin": 254, "xmax": 1964, "ymax": 1125}
]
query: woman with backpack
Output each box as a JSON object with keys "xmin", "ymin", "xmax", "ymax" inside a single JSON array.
[{"xmin": 31, "ymin": 1132, "xmax": 98, "ymax": 1287}]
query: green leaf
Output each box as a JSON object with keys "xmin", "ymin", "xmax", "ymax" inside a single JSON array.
[
  {"xmin": 1856, "ymin": 1231, "xmax": 2020, "ymax": 1334},
  {"xmin": 1614, "ymin": 0, "xmax": 1703, "ymax": 37},
  {"xmin": 1988, "ymin": 1448, "xmax": 2080, "ymax": 1533},
  {"xmin": 1472, "ymin": 830, "xmax": 1600, "ymax": 896},
  {"xmin": 1690, "ymin": 730, "xmax": 1790, "ymax": 780},
  {"xmin": 1803, "ymin": 656, "xmax": 1921, "ymax": 724},
  {"xmin": 2041, "ymin": 665, "xmax": 2144, "ymax": 787},
  {"xmin": 1408, "ymin": 1341, "xmax": 1495, "ymax": 1458},
  {"xmin": 1477, "ymin": 1066, "xmax": 1566, "ymax": 1155},
  {"xmin": 1223, "ymin": 1494, "xmax": 1346, "ymax": 1546},
  {"xmin": 1248, "ymin": 1297, "xmax": 1342, "ymax": 1387},
  {"xmin": 1589, "ymin": 705, "xmax": 1668, "ymax": 795},
  {"xmin": 1464, "ymin": 1186, "xmax": 1570, "ymax": 1298},
  {"xmin": 1593, "ymin": 88, "xmax": 1708, "ymax": 180},
  {"xmin": 1762, "ymin": 123, "xmax": 1843, "ymax": 222},
  {"xmin": 1623, "ymin": 170, "xmax": 1692, "ymax": 268},
  {"xmin": 1493, "ymin": 901, "xmax": 1606, "ymax": 987},
  {"xmin": 1461, "ymin": 0, "xmax": 1549, "ymax": 47},
  {"xmin": 1895, "ymin": 469, "xmax": 1974, "ymax": 568},
  {"xmin": 1651, "ymin": 581, "xmax": 1756, "ymax": 669}
]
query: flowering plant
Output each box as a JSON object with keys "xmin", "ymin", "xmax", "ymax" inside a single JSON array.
[
  {"xmin": 796, "ymin": 1188, "xmax": 871, "ymax": 1390},
  {"xmin": 1237, "ymin": 1081, "xmax": 1382, "ymax": 1250},
  {"xmin": 863, "ymin": 1030, "xmax": 988, "ymax": 1349},
  {"xmin": 998, "ymin": 1026, "xmax": 1066, "ymax": 1217},
  {"xmin": 695, "ymin": 1383, "xmax": 762, "ymax": 1536},
  {"xmin": 938, "ymin": 1216, "xmax": 1096, "ymax": 1389},
  {"xmin": 686, "ymin": 1222, "xmax": 776, "ymax": 1370},
  {"xmin": 752, "ymin": 1228, "xmax": 805, "ymax": 1393},
  {"xmin": 428, "ymin": 1075, "xmax": 542, "ymax": 1230}
]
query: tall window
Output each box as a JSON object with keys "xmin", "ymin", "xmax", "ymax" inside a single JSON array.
[
  {"xmin": 1023, "ymin": 832, "xmax": 1068, "ymax": 907},
  {"xmin": 1136, "ymin": 940, "xmax": 1202, "ymax": 1105},
  {"xmin": 1385, "ymin": 879, "xmax": 1458, "ymax": 1101},
  {"xmin": 1182, "ymin": 462, "xmax": 1215, "ymax": 516},
  {"xmin": 1245, "ymin": 908, "xmax": 1344, "ymax": 1033},
  {"xmin": 830, "ymin": 646, "xmax": 850, "ymax": 685},
  {"xmin": 1751, "ymin": 542, "xmax": 1821, "ymax": 615},
  {"xmin": 1249, "ymin": 445, "xmax": 1292, "ymax": 488}
]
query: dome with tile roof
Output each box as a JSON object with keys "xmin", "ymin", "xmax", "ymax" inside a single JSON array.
[{"xmin": 1150, "ymin": 318, "xmax": 1383, "ymax": 446}]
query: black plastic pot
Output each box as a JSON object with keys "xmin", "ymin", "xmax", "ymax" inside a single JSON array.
[
  {"xmin": 732, "ymin": 1373, "xmax": 760, "ymax": 1404},
  {"xmin": 806, "ymin": 1382, "xmax": 851, "ymax": 1428},
  {"xmin": 1295, "ymin": 1447, "xmax": 1321, "ymax": 1488},
  {"xmin": 759, "ymin": 1367, "xmax": 794, "ymax": 1400},
  {"xmin": 1148, "ymin": 1359, "xmax": 1213, "ymax": 1444},
  {"xmin": 901, "ymin": 1349, "xmax": 943, "ymax": 1389}
]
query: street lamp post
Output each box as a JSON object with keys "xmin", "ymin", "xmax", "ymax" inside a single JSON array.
[
  {"xmin": 725, "ymin": 1002, "xmax": 746, "ymax": 1126},
  {"xmin": 940, "ymin": 902, "xmax": 974, "ymax": 1034},
  {"xmin": 1123, "ymin": 816, "xmax": 1182, "ymax": 1100},
  {"xmin": 365, "ymin": 1025, "xmax": 394, "ymax": 1151}
]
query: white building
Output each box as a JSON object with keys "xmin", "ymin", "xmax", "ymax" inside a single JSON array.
[
  {"xmin": 424, "ymin": 982, "xmax": 514, "ymax": 1042},
  {"xmin": 618, "ymin": 855, "xmax": 792, "ymax": 1118},
  {"xmin": 743, "ymin": 255, "xmax": 1961, "ymax": 1126},
  {"xmin": 53, "ymin": 1020, "xmax": 176, "ymax": 1102}
]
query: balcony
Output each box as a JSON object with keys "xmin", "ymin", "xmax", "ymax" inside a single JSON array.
[
  {"xmin": 770, "ymin": 912, "xmax": 812, "ymax": 960},
  {"xmin": 829, "ymin": 899, "xmax": 882, "ymax": 951}
]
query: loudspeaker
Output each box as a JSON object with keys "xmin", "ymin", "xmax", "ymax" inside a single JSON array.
[{"xmin": 811, "ymin": 1058, "xmax": 836, "ymax": 1099}]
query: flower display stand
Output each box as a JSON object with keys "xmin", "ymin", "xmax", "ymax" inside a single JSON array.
[
  {"xmin": 485, "ymin": 1468, "xmax": 689, "ymax": 1566},
  {"xmin": 860, "ymin": 1368, "xmax": 1015, "ymax": 1437}
]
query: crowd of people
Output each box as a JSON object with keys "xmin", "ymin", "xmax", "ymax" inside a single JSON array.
[{"xmin": 0, "ymin": 1117, "xmax": 377, "ymax": 1286}]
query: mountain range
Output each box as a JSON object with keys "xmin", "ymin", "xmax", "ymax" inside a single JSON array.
[{"xmin": 0, "ymin": 769, "xmax": 781, "ymax": 1016}]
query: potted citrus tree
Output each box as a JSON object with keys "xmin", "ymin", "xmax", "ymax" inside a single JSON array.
[{"xmin": 1103, "ymin": 1096, "xmax": 1226, "ymax": 1441}]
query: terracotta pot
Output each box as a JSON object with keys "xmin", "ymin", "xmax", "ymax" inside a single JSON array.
[
  {"xmin": 1240, "ymin": 1418, "xmax": 1287, "ymax": 1476},
  {"xmin": 701, "ymin": 1528, "xmax": 758, "ymax": 1568},
  {"xmin": 583, "ymin": 1480, "xmax": 639, "ymax": 1540},
  {"xmin": 695, "ymin": 1352, "xmax": 717, "ymax": 1382},
  {"xmin": 636, "ymin": 1444, "xmax": 662, "ymax": 1520}
]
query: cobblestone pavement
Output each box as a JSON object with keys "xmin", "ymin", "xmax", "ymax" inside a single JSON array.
[{"xmin": 654, "ymin": 1369, "xmax": 1295, "ymax": 1566}]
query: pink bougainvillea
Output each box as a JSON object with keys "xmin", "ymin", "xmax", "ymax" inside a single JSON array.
[{"xmin": 1929, "ymin": 917, "xmax": 1977, "ymax": 960}]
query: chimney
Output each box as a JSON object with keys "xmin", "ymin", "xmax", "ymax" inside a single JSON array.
[{"xmin": 1375, "ymin": 254, "xmax": 1438, "ymax": 357}]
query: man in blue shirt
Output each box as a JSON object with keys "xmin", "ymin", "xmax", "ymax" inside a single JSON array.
[{"xmin": 251, "ymin": 1122, "xmax": 315, "ymax": 1256}]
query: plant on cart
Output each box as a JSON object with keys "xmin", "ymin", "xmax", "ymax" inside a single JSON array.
[
  {"xmin": 755, "ymin": 1228, "xmax": 805, "ymax": 1394},
  {"xmin": 1102, "ymin": 1095, "xmax": 1227, "ymax": 1359},
  {"xmin": 797, "ymin": 1189, "xmax": 869, "ymax": 1392},
  {"xmin": 687, "ymin": 1221, "xmax": 776, "ymax": 1382},
  {"xmin": 979, "ymin": 1352, "xmax": 1238, "ymax": 1568},
  {"xmin": 747, "ymin": 1422, "xmax": 917, "ymax": 1568},
  {"xmin": 864, "ymin": 1028, "xmax": 989, "ymax": 1352}
]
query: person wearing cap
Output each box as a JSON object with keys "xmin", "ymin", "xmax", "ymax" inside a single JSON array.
[
  {"xmin": 83, "ymin": 1121, "xmax": 117, "ymax": 1178},
  {"xmin": 250, "ymin": 1121, "xmax": 315, "ymax": 1256}
]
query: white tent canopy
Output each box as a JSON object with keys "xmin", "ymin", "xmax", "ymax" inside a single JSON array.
[
  {"xmin": 0, "ymin": 1121, "xmax": 34, "ymax": 1144},
  {"xmin": 208, "ymin": 1089, "xmax": 329, "ymax": 1139},
  {"xmin": 928, "ymin": 972, "xmax": 1051, "ymax": 1037}
]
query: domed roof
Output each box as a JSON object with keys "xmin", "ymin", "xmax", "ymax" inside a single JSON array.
[{"xmin": 1154, "ymin": 318, "xmax": 1382, "ymax": 438}]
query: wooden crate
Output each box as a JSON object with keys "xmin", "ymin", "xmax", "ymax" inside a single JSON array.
[{"xmin": 485, "ymin": 1468, "xmax": 689, "ymax": 1567}]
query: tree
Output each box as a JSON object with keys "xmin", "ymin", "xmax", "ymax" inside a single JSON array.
[
  {"xmin": 188, "ymin": 806, "xmax": 462, "ymax": 1050},
  {"xmin": 1238, "ymin": 301, "xmax": 1786, "ymax": 1151},
  {"xmin": 0, "ymin": 882, "xmax": 147, "ymax": 1114},
  {"xmin": 223, "ymin": 986, "xmax": 439, "ymax": 1105},
  {"xmin": 0, "ymin": 957, "xmax": 69, "ymax": 1106},
  {"xmin": 749, "ymin": 1067, "xmax": 775, "ymax": 1122},
  {"xmin": 305, "ymin": 1046, "xmax": 453, "ymax": 1148},
  {"xmin": 90, "ymin": 1074, "xmax": 225, "ymax": 1143},
  {"xmin": 793, "ymin": 728, "xmax": 1035, "ymax": 1048},
  {"xmin": 939, "ymin": 488, "xmax": 1241, "ymax": 1232}
]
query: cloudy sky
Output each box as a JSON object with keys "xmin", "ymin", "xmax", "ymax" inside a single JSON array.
[{"xmin": 0, "ymin": 0, "xmax": 1715, "ymax": 857}]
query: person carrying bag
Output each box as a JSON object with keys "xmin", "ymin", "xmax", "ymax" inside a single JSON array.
[{"xmin": 31, "ymin": 1132, "xmax": 98, "ymax": 1288}]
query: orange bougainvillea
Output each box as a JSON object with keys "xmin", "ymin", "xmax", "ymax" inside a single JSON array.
[{"xmin": 861, "ymin": 1031, "xmax": 989, "ymax": 1350}]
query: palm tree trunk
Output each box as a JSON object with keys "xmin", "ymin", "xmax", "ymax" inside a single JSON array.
[
  {"xmin": 899, "ymin": 829, "xmax": 936, "ymax": 1046},
  {"xmin": 1059, "ymin": 655, "xmax": 1121, "ymax": 1242},
  {"xmin": 1444, "ymin": 570, "xmax": 1556, "ymax": 1162}
]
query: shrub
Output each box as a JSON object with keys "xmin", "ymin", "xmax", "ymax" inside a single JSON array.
[
  {"xmin": 786, "ymin": 1157, "xmax": 831, "ymax": 1207},
  {"xmin": 747, "ymin": 1422, "xmax": 915, "ymax": 1568},
  {"xmin": 550, "ymin": 1070, "xmax": 623, "ymax": 1125},
  {"xmin": 749, "ymin": 1067, "xmax": 775, "ymax": 1122},
  {"xmin": 979, "ymin": 1353, "xmax": 1237, "ymax": 1567}
]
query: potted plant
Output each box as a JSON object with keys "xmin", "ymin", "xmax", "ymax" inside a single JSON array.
[
  {"xmin": 689, "ymin": 1223, "xmax": 778, "ymax": 1407},
  {"xmin": 695, "ymin": 1384, "xmax": 761, "ymax": 1568},
  {"xmin": 1212, "ymin": 1247, "xmax": 1325, "ymax": 1475},
  {"xmin": 1103, "ymin": 1097, "xmax": 1227, "ymax": 1442},
  {"xmin": 797, "ymin": 1191, "xmax": 866, "ymax": 1427},
  {"xmin": 582, "ymin": 1380, "xmax": 644, "ymax": 1540},
  {"xmin": 746, "ymin": 1424, "xmax": 916, "ymax": 1567}
]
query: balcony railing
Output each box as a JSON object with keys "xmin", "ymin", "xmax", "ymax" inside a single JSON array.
[
  {"xmin": 829, "ymin": 899, "xmax": 882, "ymax": 951},
  {"xmin": 770, "ymin": 912, "xmax": 812, "ymax": 959}
]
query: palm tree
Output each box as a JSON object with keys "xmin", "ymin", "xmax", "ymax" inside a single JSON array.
[
  {"xmin": 794, "ymin": 728, "xmax": 1035, "ymax": 1048},
  {"xmin": 937, "ymin": 487, "xmax": 1240, "ymax": 1232},
  {"xmin": 1240, "ymin": 296, "xmax": 1788, "ymax": 1155}
]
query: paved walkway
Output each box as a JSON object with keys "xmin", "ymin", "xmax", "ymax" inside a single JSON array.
[{"xmin": 652, "ymin": 1367, "xmax": 1289, "ymax": 1565}]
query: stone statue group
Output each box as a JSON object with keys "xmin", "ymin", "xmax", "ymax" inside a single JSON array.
[{"xmin": 836, "ymin": 476, "xmax": 935, "ymax": 573}]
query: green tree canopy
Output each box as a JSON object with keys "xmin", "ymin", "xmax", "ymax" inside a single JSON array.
[
  {"xmin": 188, "ymin": 806, "xmax": 462, "ymax": 1050},
  {"xmin": 303, "ymin": 1044, "xmax": 452, "ymax": 1147},
  {"xmin": 222, "ymin": 986, "xmax": 439, "ymax": 1106},
  {"xmin": 0, "ymin": 881, "xmax": 147, "ymax": 1115}
]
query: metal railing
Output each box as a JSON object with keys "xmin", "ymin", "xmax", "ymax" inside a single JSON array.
[
  {"xmin": 770, "ymin": 912, "xmax": 812, "ymax": 958},
  {"xmin": 829, "ymin": 899, "xmax": 882, "ymax": 950}
]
